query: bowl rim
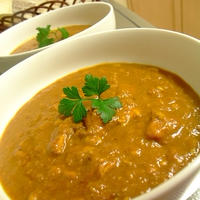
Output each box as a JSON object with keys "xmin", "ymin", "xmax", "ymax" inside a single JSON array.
[{"xmin": 0, "ymin": 1, "xmax": 114, "ymax": 58}]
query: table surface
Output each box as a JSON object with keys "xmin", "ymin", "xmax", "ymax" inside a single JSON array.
[
  {"xmin": 104, "ymin": 0, "xmax": 154, "ymax": 29},
  {"xmin": 103, "ymin": 1, "xmax": 200, "ymax": 200}
]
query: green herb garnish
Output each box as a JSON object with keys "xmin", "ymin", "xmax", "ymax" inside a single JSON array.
[
  {"xmin": 36, "ymin": 25, "xmax": 69, "ymax": 48},
  {"xmin": 58, "ymin": 74, "xmax": 122, "ymax": 123},
  {"xmin": 36, "ymin": 25, "xmax": 54, "ymax": 48},
  {"xmin": 58, "ymin": 27, "xmax": 69, "ymax": 39}
]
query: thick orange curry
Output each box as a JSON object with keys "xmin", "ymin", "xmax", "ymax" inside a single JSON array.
[
  {"xmin": 11, "ymin": 25, "xmax": 90, "ymax": 54},
  {"xmin": 0, "ymin": 63, "xmax": 199, "ymax": 200}
]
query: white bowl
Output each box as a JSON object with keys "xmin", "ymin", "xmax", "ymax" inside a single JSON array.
[
  {"xmin": 0, "ymin": 28, "xmax": 200, "ymax": 200},
  {"xmin": 0, "ymin": 2, "xmax": 115, "ymax": 74}
]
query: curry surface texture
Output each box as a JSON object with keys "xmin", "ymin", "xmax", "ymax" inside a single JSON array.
[
  {"xmin": 0, "ymin": 63, "xmax": 200, "ymax": 200},
  {"xmin": 10, "ymin": 25, "xmax": 90, "ymax": 54}
]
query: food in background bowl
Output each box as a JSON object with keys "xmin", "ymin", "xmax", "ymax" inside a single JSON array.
[
  {"xmin": 0, "ymin": 2, "xmax": 115, "ymax": 74},
  {"xmin": 0, "ymin": 29, "xmax": 199, "ymax": 200},
  {"xmin": 0, "ymin": 62, "xmax": 199, "ymax": 200},
  {"xmin": 11, "ymin": 24, "xmax": 90, "ymax": 54}
]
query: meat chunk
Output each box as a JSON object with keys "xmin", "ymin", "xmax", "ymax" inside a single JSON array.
[
  {"xmin": 98, "ymin": 160, "xmax": 116, "ymax": 177},
  {"xmin": 49, "ymin": 132, "xmax": 68, "ymax": 154},
  {"xmin": 117, "ymin": 103, "xmax": 142, "ymax": 126},
  {"xmin": 146, "ymin": 113, "xmax": 178, "ymax": 143},
  {"xmin": 48, "ymin": 126, "xmax": 74, "ymax": 155},
  {"xmin": 146, "ymin": 118, "xmax": 166, "ymax": 141},
  {"xmin": 28, "ymin": 192, "xmax": 38, "ymax": 200},
  {"xmin": 83, "ymin": 110, "xmax": 104, "ymax": 134}
]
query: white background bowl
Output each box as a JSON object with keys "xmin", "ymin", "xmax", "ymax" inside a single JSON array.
[
  {"xmin": 0, "ymin": 2, "xmax": 115, "ymax": 74},
  {"xmin": 0, "ymin": 28, "xmax": 200, "ymax": 200}
]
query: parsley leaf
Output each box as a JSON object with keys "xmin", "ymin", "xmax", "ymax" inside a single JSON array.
[
  {"xmin": 58, "ymin": 98, "xmax": 86, "ymax": 123},
  {"xmin": 58, "ymin": 74, "xmax": 122, "ymax": 123},
  {"xmin": 36, "ymin": 25, "xmax": 69, "ymax": 48},
  {"xmin": 63, "ymin": 86, "xmax": 81, "ymax": 99},
  {"xmin": 92, "ymin": 97, "xmax": 122, "ymax": 123},
  {"xmin": 72, "ymin": 101, "xmax": 87, "ymax": 123},
  {"xmin": 82, "ymin": 74, "xmax": 110, "ymax": 97},
  {"xmin": 36, "ymin": 25, "xmax": 54, "ymax": 48},
  {"xmin": 59, "ymin": 86, "xmax": 85, "ymax": 122},
  {"xmin": 58, "ymin": 27, "xmax": 69, "ymax": 39},
  {"xmin": 58, "ymin": 98, "xmax": 78, "ymax": 117}
]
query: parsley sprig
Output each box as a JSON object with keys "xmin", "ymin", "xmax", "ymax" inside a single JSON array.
[
  {"xmin": 36, "ymin": 25, "xmax": 69, "ymax": 48},
  {"xmin": 58, "ymin": 74, "xmax": 122, "ymax": 123}
]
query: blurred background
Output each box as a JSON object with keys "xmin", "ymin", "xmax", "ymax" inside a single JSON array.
[
  {"xmin": 115, "ymin": 0, "xmax": 200, "ymax": 39},
  {"xmin": 0, "ymin": 0, "xmax": 200, "ymax": 39}
]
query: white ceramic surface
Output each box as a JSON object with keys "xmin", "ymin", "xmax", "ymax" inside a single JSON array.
[
  {"xmin": 0, "ymin": 2, "xmax": 115, "ymax": 74},
  {"xmin": 0, "ymin": 28, "xmax": 200, "ymax": 200}
]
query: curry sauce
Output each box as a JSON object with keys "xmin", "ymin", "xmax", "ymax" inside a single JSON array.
[
  {"xmin": 11, "ymin": 25, "xmax": 90, "ymax": 54},
  {"xmin": 0, "ymin": 63, "xmax": 199, "ymax": 200}
]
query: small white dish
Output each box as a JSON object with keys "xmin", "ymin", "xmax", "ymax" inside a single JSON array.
[
  {"xmin": 0, "ymin": 2, "xmax": 115, "ymax": 74},
  {"xmin": 0, "ymin": 28, "xmax": 200, "ymax": 200}
]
